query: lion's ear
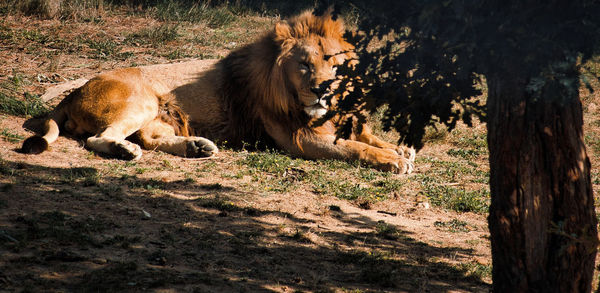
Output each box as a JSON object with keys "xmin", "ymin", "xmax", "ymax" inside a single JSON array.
[
  {"xmin": 274, "ymin": 21, "xmax": 296, "ymax": 65},
  {"xmin": 274, "ymin": 21, "xmax": 292, "ymax": 41}
]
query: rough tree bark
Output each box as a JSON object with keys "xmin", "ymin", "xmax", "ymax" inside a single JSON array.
[{"xmin": 487, "ymin": 69, "xmax": 598, "ymax": 292}]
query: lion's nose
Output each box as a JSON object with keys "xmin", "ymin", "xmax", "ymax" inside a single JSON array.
[{"xmin": 310, "ymin": 85, "xmax": 327, "ymax": 98}]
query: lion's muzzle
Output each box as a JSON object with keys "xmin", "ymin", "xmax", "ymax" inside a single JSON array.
[{"xmin": 304, "ymin": 98, "xmax": 328, "ymax": 118}]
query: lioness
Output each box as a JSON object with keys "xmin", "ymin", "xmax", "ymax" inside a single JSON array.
[{"xmin": 22, "ymin": 9, "xmax": 415, "ymax": 173}]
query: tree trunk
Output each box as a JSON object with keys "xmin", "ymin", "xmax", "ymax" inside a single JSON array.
[{"xmin": 486, "ymin": 70, "xmax": 598, "ymax": 292}]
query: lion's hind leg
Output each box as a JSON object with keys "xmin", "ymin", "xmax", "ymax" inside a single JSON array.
[
  {"xmin": 136, "ymin": 118, "xmax": 218, "ymax": 158},
  {"xmin": 86, "ymin": 126, "xmax": 143, "ymax": 160}
]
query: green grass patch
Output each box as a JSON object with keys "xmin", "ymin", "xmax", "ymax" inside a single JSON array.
[
  {"xmin": 0, "ymin": 25, "xmax": 70, "ymax": 52},
  {"xmin": 592, "ymin": 170, "xmax": 600, "ymax": 185},
  {"xmin": 375, "ymin": 221, "xmax": 404, "ymax": 240},
  {"xmin": 127, "ymin": 23, "xmax": 180, "ymax": 46},
  {"xmin": 447, "ymin": 148, "xmax": 483, "ymax": 159},
  {"xmin": 424, "ymin": 185, "xmax": 489, "ymax": 213},
  {"xmin": 456, "ymin": 261, "xmax": 492, "ymax": 281},
  {"xmin": 60, "ymin": 167, "xmax": 100, "ymax": 186},
  {"xmin": 422, "ymin": 125, "xmax": 448, "ymax": 143},
  {"xmin": 336, "ymin": 249, "xmax": 401, "ymax": 287},
  {"xmin": 311, "ymin": 175, "xmax": 384, "ymax": 201},
  {"xmin": 416, "ymin": 157, "xmax": 485, "ymax": 184},
  {"xmin": 86, "ymin": 39, "xmax": 120, "ymax": 58},
  {"xmin": 239, "ymin": 150, "xmax": 306, "ymax": 192},
  {"xmin": 585, "ymin": 133, "xmax": 600, "ymax": 155},
  {"xmin": 451, "ymin": 132, "xmax": 487, "ymax": 151},
  {"xmin": 416, "ymin": 156, "xmax": 490, "ymax": 214},
  {"xmin": 163, "ymin": 48, "xmax": 192, "ymax": 60},
  {"xmin": 320, "ymin": 158, "xmax": 359, "ymax": 171},
  {"xmin": 0, "ymin": 92, "xmax": 50, "ymax": 117},
  {"xmin": 133, "ymin": 179, "xmax": 166, "ymax": 192},
  {"xmin": 0, "ymin": 26, "xmax": 50, "ymax": 45},
  {"xmin": 240, "ymin": 150, "xmax": 298, "ymax": 174},
  {"xmin": 238, "ymin": 149, "xmax": 405, "ymax": 203},
  {"xmin": 153, "ymin": 2, "xmax": 237, "ymax": 28},
  {"xmin": 0, "ymin": 128, "xmax": 24, "ymax": 143},
  {"xmin": 198, "ymin": 198, "xmax": 237, "ymax": 211},
  {"xmin": 434, "ymin": 219, "xmax": 471, "ymax": 232},
  {"xmin": 310, "ymin": 168, "xmax": 403, "ymax": 203},
  {"xmin": 0, "ymin": 0, "xmax": 106, "ymax": 20}
]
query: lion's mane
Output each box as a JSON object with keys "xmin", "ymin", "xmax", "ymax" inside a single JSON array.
[{"xmin": 214, "ymin": 10, "xmax": 348, "ymax": 147}]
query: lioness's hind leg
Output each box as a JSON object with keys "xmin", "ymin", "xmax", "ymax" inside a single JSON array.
[{"xmin": 137, "ymin": 119, "xmax": 218, "ymax": 158}]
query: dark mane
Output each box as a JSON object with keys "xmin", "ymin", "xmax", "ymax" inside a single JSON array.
[
  {"xmin": 213, "ymin": 9, "xmax": 349, "ymax": 148},
  {"xmin": 216, "ymin": 32, "xmax": 308, "ymax": 148},
  {"xmin": 158, "ymin": 94, "xmax": 195, "ymax": 137}
]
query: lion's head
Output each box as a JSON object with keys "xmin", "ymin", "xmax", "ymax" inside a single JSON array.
[
  {"xmin": 273, "ymin": 10, "xmax": 355, "ymax": 119},
  {"xmin": 218, "ymin": 9, "xmax": 355, "ymax": 146}
]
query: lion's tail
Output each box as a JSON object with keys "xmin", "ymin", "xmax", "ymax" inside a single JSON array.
[{"xmin": 21, "ymin": 94, "xmax": 71, "ymax": 154}]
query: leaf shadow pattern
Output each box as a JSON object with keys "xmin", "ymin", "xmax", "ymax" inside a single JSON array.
[{"xmin": 0, "ymin": 160, "xmax": 489, "ymax": 292}]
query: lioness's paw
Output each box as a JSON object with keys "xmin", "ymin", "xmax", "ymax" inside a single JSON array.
[
  {"xmin": 185, "ymin": 137, "xmax": 218, "ymax": 157},
  {"xmin": 111, "ymin": 141, "xmax": 142, "ymax": 160}
]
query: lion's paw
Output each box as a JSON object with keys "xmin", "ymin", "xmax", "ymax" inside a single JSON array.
[
  {"xmin": 374, "ymin": 149, "xmax": 414, "ymax": 174},
  {"xmin": 185, "ymin": 137, "xmax": 218, "ymax": 157},
  {"xmin": 384, "ymin": 158, "xmax": 413, "ymax": 174},
  {"xmin": 111, "ymin": 141, "xmax": 142, "ymax": 160},
  {"xmin": 404, "ymin": 159, "xmax": 414, "ymax": 174},
  {"xmin": 395, "ymin": 146, "xmax": 416, "ymax": 163}
]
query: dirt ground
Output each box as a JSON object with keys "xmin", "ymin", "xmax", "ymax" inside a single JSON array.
[
  {"xmin": 0, "ymin": 8, "xmax": 598, "ymax": 292},
  {"xmin": 0, "ymin": 115, "xmax": 491, "ymax": 292}
]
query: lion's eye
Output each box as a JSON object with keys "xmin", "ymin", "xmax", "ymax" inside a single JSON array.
[{"xmin": 299, "ymin": 62, "xmax": 310, "ymax": 73}]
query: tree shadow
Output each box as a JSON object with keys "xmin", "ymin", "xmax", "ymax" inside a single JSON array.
[{"xmin": 0, "ymin": 160, "xmax": 490, "ymax": 292}]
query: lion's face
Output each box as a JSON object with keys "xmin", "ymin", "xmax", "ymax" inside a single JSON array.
[
  {"xmin": 284, "ymin": 41, "xmax": 341, "ymax": 118},
  {"xmin": 274, "ymin": 12, "xmax": 354, "ymax": 119}
]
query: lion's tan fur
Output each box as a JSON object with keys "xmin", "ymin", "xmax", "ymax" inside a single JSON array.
[{"xmin": 22, "ymin": 10, "xmax": 415, "ymax": 173}]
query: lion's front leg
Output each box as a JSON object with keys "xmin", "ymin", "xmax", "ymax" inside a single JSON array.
[
  {"xmin": 354, "ymin": 124, "xmax": 416, "ymax": 163},
  {"xmin": 334, "ymin": 139, "xmax": 414, "ymax": 174},
  {"xmin": 263, "ymin": 120, "xmax": 412, "ymax": 173},
  {"xmin": 136, "ymin": 119, "xmax": 218, "ymax": 157}
]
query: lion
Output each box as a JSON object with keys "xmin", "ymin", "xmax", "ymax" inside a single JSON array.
[{"xmin": 21, "ymin": 9, "xmax": 416, "ymax": 173}]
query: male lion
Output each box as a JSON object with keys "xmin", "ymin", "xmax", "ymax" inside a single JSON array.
[{"xmin": 22, "ymin": 10, "xmax": 415, "ymax": 173}]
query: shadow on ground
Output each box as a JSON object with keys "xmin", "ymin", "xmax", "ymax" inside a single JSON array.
[{"xmin": 0, "ymin": 160, "xmax": 489, "ymax": 292}]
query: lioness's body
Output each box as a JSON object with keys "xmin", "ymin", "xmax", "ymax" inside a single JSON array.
[{"xmin": 23, "ymin": 10, "xmax": 415, "ymax": 173}]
